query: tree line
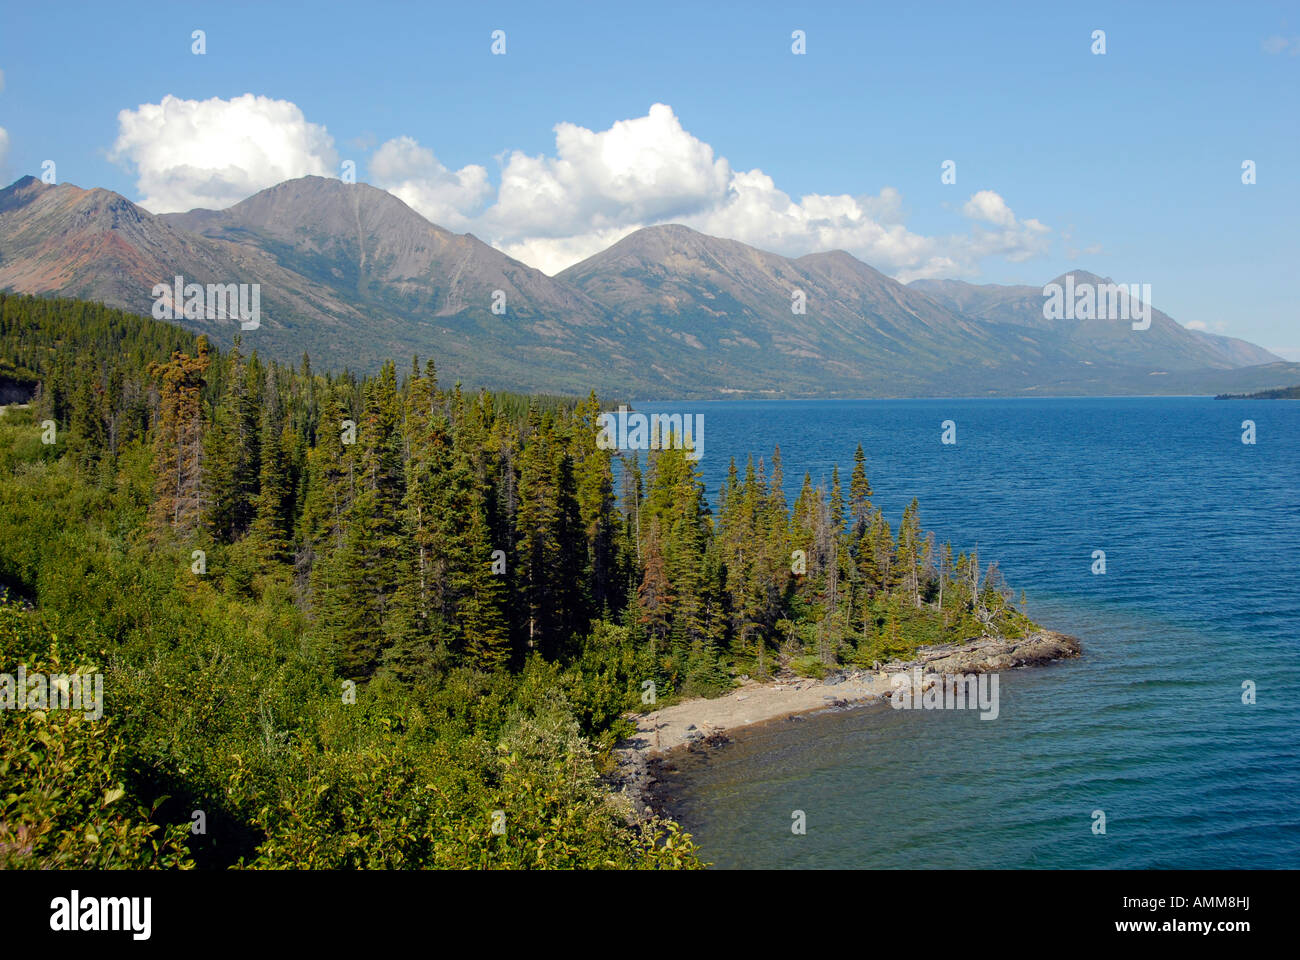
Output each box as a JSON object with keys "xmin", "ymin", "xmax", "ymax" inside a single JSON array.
[
  {"xmin": 5, "ymin": 290, "xmax": 1032, "ymax": 695},
  {"xmin": 0, "ymin": 291, "xmax": 1034, "ymax": 868}
]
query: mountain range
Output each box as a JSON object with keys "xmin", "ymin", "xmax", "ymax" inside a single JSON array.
[{"xmin": 2, "ymin": 174, "xmax": 1296, "ymax": 399}]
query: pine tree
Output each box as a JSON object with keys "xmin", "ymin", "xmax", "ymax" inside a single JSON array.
[
  {"xmin": 300, "ymin": 387, "xmax": 354, "ymax": 563},
  {"xmin": 830, "ymin": 465, "xmax": 845, "ymax": 532},
  {"xmin": 68, "ymin": 364, "xmax": 106, "ymax": 468},
  {"xmin": 204, "ymin": 341, "xmax": 262, "ymax": 542},
  {"xmin": 381, "ymin": 368, "xmax": 447, "ymax": 681},
  {"xmin": 637, "ymin": 515, "xmax": 673, "ymax": 656},
  {"xmin": 147, "ymin": 338, "xmax": 212, "ymax": 540},
  {"xmin": 552, "ymin": 448, "xmax": 589, "ymax": 651},
  {"xmin": 849, "ymin": 442, "xmax": 873, "ymax": 535},
  {"xmin": 894, "ymin": 497, "xmax": 923, "ymax": 607},
  {"xmin": 516, "ymin": 405, "xmax": 562, "ymax": 657},
  {"xmin": 319, "ymin": 361, "xmax": 404, "ymax": 678},
  {"xmin": 570, "ymin": 392, "xmax": 618, "ymax": 617},
  {"xmin": 249, "ymin": 368, "xmax": 293, "ymax": 563}
]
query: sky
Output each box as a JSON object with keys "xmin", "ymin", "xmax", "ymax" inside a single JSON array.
[{"xmin": 1, "ymin": 0, "xmax": 1297, "ymax": 357}]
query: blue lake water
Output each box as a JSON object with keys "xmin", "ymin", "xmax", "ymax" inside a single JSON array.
[{"xmin": 634, "ymin": 397, "xmax": 1300, "ymax": 869}]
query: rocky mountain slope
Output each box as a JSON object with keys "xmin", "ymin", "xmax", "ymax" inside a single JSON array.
[{"xmin": 2, "ymin": 174, "xmax": 1293, "ymax": 398}]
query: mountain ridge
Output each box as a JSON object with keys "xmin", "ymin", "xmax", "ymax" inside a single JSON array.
[
  {"xmin": 1, "ymin": 175, "xmax": 1293, "ymax": 398},
  {"xmin": 910, "ymin": 273, "xmax": 1279, "ymax": 368}
]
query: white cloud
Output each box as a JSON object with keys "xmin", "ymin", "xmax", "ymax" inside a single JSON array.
[
  {"xmin": 1185, "ymin": 320, "xmax": 1209, "ymax": 331},
  {"xmin": 371, "ymin": 105, "xmax": 1050, "ymax": 277},
  {"xmin": 497, "ymin": 226, "xmax": 644, "ymax": 277},
  {"xmin": 1262, "ymin": 35, "xmax": 1300, "ymax": 55},
  {"xmin": 685, "ymin": 170, "xmax": 939, "ymax": 272},
  {"xmin": 0, "ymin": 68, "xmax": 6, "ymax": 94},
  {"xmin": 484, "ymin": 103, "xmax": 732, "ymax": 239},
  {"xmin": 375, "ymin": 102, "xmax": 733, "ymax": 271},
  {"xmin": 110, "ymin": 94, "xmax": 339, "ymax": 212},
  {"xmin": 104, "ymin": 97, "xmax": 1052, "ymax": 280},
  {"xmin": 963, "ymin": 190, "xmax": 1016, "ymax": 228},
  {"xmin": 474, "ymin": 106, "xmax": 1050, "ymax": 277},
  {"xmin": 368, "ymin": 136, "xmax": 490, "ymax": 231},
  {"xmin": 680, "ymin": 172, "xmax": 1047, "ymax": 282}
]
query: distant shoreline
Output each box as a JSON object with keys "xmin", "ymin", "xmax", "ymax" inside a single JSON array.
[
  {"xmin": 1215, "ymin": 384, "xmax": 1300, "ymax": 400},
  {"xmin": 610, "ymin": 630, "xmax": 1082, "ymax": 821}
]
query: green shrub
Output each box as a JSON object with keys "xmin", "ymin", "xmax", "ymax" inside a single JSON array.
[{"xmin": 0, "ymin": 611, "xmax": 193, "ymax": 869}]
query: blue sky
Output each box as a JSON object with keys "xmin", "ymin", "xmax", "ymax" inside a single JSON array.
[{"xmin": 1, "ymin": 0, "xmax": 1297, "ymax": 356}]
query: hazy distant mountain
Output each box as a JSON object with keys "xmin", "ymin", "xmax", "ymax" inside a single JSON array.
[
  {"xmin": 554, "ymin": 225, "xmax": 1025, "ymax": 394},
  {"xmin": 558, "ymin": 231, "xmax": 1293, "ymax": 393},
  {"xmin": 1184, "ymin": 328, "xmax": 1281, "ymax": 367},
  {"xmin": 2, "ymin": 174, "xmax": 1295, "ymax": 398},
  {"xmin": 1216, "ymin": 383, "xmax": 1300, "ymax": 399},
  {"xmin": 911, "ymin": 273, "xmax": 1280, "ymax": 369}
]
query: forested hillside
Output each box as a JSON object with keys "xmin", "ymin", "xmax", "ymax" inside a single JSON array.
[
  {"xmin": 0, "ymin": 292, "xmax": 1034, "ymax": 868},
  {"xmin": 1216, "ymin": 384, "xmax": 1300, "ymax": 399}
]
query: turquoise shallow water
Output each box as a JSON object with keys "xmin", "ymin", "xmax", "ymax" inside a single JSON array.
[{"xmin": 635, "ymin": 397, "xmax": 1300, "ymax": 868}]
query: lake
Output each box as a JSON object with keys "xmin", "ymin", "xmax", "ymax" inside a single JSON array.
[{"xmin": 634, "ymin": 396, "xmax": 1300, "ymax": 869}]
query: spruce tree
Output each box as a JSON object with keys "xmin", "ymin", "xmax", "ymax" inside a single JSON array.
[
  {"xmin": 147, "ymin": 338, "xmax": 212, "ymax": 540},
  {"xmin": 319, "ymin": 361, "xmax": 404, "ymax": 678}
]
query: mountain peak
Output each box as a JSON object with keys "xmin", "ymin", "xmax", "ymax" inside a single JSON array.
[
  {"xmin": 1, "ymin": 174, "xmax": 43, "ymax": 193},
  {"xmin": 1047, "ymin": 268, "xmax": 1113, "ymax": 288},
  {"xmin": 605, "ymin": 222, "xmax": 722, "ymax": 254},
  {"xmin": 796, "ymin": 248, "xmax": 888, "ymax": 280},
  {"xmin": 160, "ymin": 174, "xmax": 455, "ymax": 245},
  {"xmin": 798, "ymin": 248, "xmax": 856, "ymax": 264},
  {"xmin": 560, "ymin": 223, "xmax": 785, "ymax": 284},
  {"xmin": 0, "ymin": 175, "xmax": 56, "ymax": 214},
  {"xmin": 633, "ymin": 222, "xmax": 706, "ymax": 239},
  {"xmin": 1, "ymin": 173, "xmax": 1287, "ymax": 396},
  {"xmin": 225, "ymin": 174, "xmax": 413, "ymax": 216}
]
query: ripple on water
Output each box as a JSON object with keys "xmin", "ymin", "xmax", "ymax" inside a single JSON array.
[{"xmin": 636, "ymin": 397, "xmax": 1300, "ymax": 869}]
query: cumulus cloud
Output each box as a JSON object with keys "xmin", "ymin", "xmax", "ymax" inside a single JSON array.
[
  {"xmin": 0, "ymin": 127, "xmax": 8, "ymax": 166},
  {"xmin": 105, "ymin": 96, "xmax": 1052, "ymax": 279},
  {"xmin": 963, "ymin": 190, "xmax": 1017, "ymax": 228},
  {"xmin": 371, "ymin": 105, "xmax": 1051, "ymax": 277},
  {"xmin": 0, "ymin": 68, "xmax": 6, "ymax": 94},
  {"xmin": 684, "ymin": 170, "xmax": 943, "ymax": 275},
  {"xmin": 497, "ymin": 226, "xmax": 644, "ymax": 276},
  {"xmin": 484, "ymin": 103, "xmax": 732, "ymax": 239},
  {"xmin": 1185, "ymin": 320, "xmax": 1209, "ymax": 331},
  {"xmin": 467, "ymin": 105, "xmax": 1049, "ymax": 278},
  {"xmin": 110, "ymin": 94, "xmax": 339, "ymax": 212},
  {"xmin": 368, "ymin": 136, "xmax": 491, "ymax": 231}
]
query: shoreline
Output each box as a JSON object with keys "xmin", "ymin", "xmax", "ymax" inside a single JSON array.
[{"xmin": 609, "ymin": 630, "xmax": 1082, "ymax": 822}]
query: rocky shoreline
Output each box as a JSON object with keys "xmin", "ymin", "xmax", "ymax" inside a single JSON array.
[{"xmin": 608, "ymin": 630, "xmax": 1081, "ymax": 822}]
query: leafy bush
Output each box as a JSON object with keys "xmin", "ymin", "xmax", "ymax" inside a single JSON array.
[{"xmin": 0, "ymin": 611, "xmax": 193, "ymax": 869}]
